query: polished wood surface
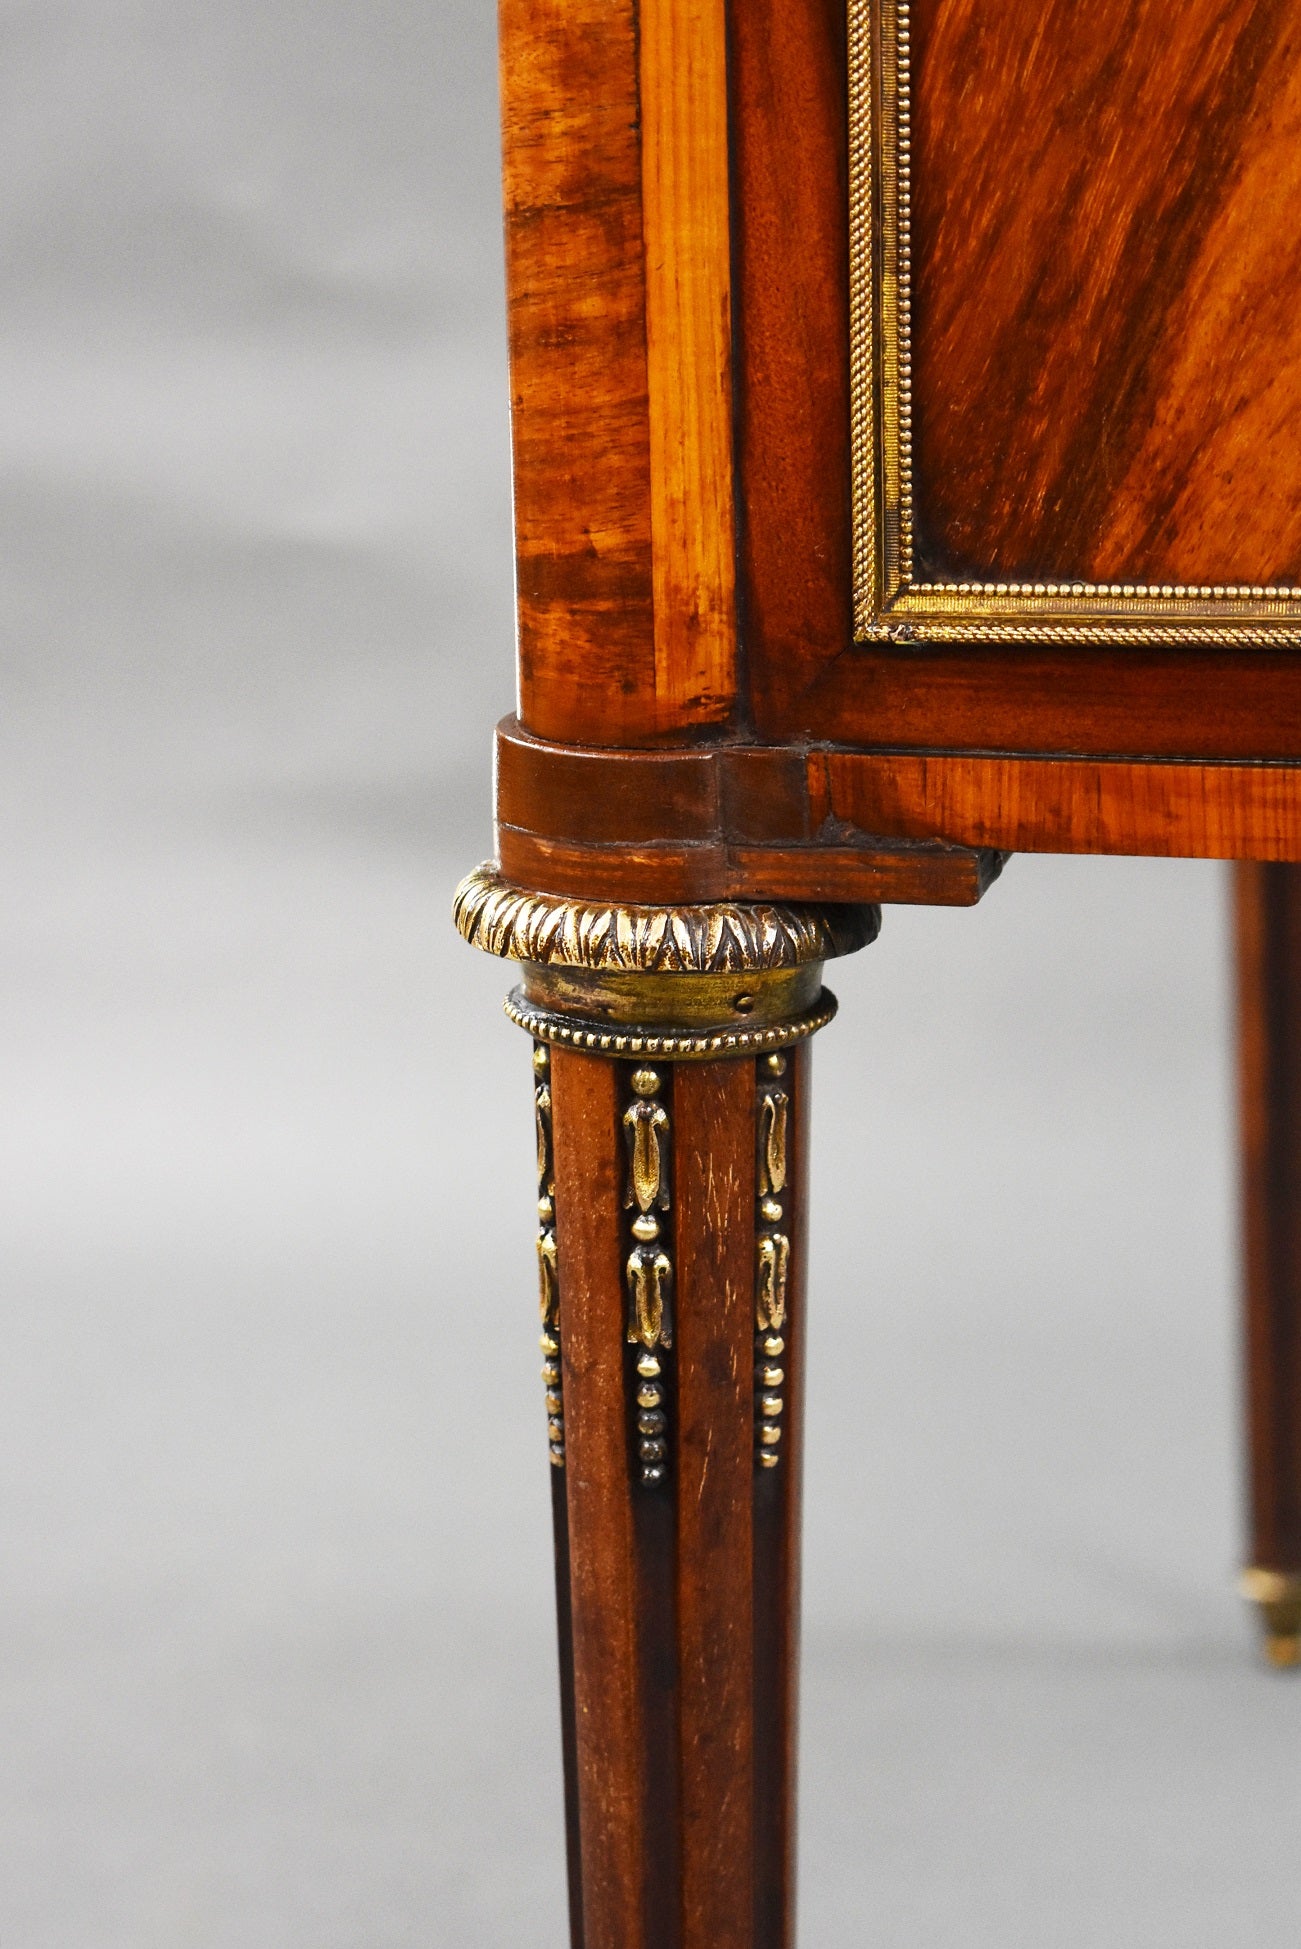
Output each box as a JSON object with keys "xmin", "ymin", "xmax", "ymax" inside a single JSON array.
[
  {"xmin": 494, "ymin": 718, "xmax": 1004, "ymax": 906},
  {"xmin": 494, "ymin": 719, "xmax": 1301, "ymax": 891},
  {"xmin": 496, "ymin": 0, "xmax": 1301, "ymax": 871},
  {"xmin": 1236, "ymin": 864, "xmax": 1301, "ymax": 1574},
  {"xmin": 794, "ymin": 645, "xmax": 1301, "ymax": 761},
  {"xmin": 674, "ymin": 1063, "xmax": 757, "ymax": 1949},
  {"xmin": 496, "ymin": 828, "xmax": 999, "ymax": 907},
  {"xmin": 732, "ymin": 0, "xmax": 853, "ymax": 731},
  {"xmin": 501, "ymin": 0, "xmax": 739, "ymax": 746},
  {"xmin": 550, "ymin": 1466, "xmax": 585, "ymax": 1949},
  {"xmin": 825, "ymin": 752, "xmax": 1301, "ymax": 859},
  {"xmin": 551, "ymin": 1050, "xmax": 652, "ymax": 1947},
  {"xmin": 912, "ymin": 0, "xmax": 1301, "ymax": 587},
  {"xmin": 544, "ymin": 1044, "xmax": 809, "ymax": 1947},
  {"xmin": 481, "ymin": 9, "xmax": 1301, "ymax": 1941},
  {"xmin": 497, "ymin": 0, "xmax": 1301, "ymax": 864},
  {"xmin": 639, "ymin": 0, "xmax": 738, "ymax": 727},
  {"xmin": 500, "ymin": 0, "xmax": 654, "ymax": 746}
]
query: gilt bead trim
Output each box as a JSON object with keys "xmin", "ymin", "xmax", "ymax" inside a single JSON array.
[{"xmin": 504, "ymin": 988, "xmax": 838, "ymax": 1059}]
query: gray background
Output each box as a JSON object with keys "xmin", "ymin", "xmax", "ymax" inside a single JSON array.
[{"xmin": 1, "ymin": 3, "xmax": 1298, "ymax": 1943}]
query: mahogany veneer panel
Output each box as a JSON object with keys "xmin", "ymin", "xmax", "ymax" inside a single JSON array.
[
  {"xmin": 492, "ymin": 719, "xmax": 1301, "ymax": 886},
  {"xmin": 827, "ymin": 753, "xmax": 1301, "ymax": 858},
  {"xmin": 732, "ymin": 0, "xmax": 853, "ymax": 728},
  {"xmin": 796, "ymin": 645, "xmax": 1301, "ymax": 761},
  {"xmin": 912, "ymin": 0, "xmax": 1301, "ymax": 588}
]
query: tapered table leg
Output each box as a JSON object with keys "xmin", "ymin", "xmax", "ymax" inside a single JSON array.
[
  {"xmin": 455, "ymin": 868, "xmax": 878, "ymax": 1946},
  {"xmin": 1235, "ymin": 861, "xmax": 1301, "ymax": 1667}
]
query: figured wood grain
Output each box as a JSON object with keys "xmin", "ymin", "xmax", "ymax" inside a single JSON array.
[
  {"xmin": 1236, "ymin": 865, "xmax": 1301, "ymax": 1569},
  {"xmin": 501, "ymin": 0, "xmax": 655, "ymax": 745},
  {"xmin": 550, "ymin": 1050, "xmax": 650, "ymax": 1948},
  {"xmin": 640, "ymin": 0, "xmax": 737, "ymax": 725},
  {"xmin": 793, "ymin": 646, "xmax": 1301, "ymax": 761},
  {"xmin": 501, "ymin": 0, "xmax": 738, "ymax": 746},
  {"xmin": 672, "ymin": 1062, "xmax": 758, "ymax": 1949},
  {"xmin": 491, "ymin": 723, "xmax": 1301, "ymax": 883},
  {"xmin": 825, "ymin": 753, "xmax": 1301, "ymax": 859},
  {"xmin": 732, "ymin": 0, "xmax": 853, "ymax": 731},
  {"xmin": 911, "ymin": 0, "xmax": 1301, "ymax": 587}
]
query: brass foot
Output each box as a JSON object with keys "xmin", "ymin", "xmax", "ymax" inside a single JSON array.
[{"xmin": 1240, "ymin": 1567, "xmax": 1301, "ymax": 1668}]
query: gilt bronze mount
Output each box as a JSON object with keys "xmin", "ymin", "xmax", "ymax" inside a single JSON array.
[
  {"xmin": 453, "ymin": 863, "xmax": 880, "ymax": 1057},
  {"xmin": 1241, "ymin": 1567, "xmax": 1301, "ymax": 1670}
]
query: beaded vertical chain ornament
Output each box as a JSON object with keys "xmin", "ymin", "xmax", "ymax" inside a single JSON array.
[
  {"xmin": 755, "ymin": 1054, "xmax": 792, "ymax": 1469},
  {"xmin": 534, "ymin": 1043, "xmax": 565, "ymax": 1467},
  {"xmin": 623, "ymin": 1064, "xmax": 674, "ymax": 1486}
]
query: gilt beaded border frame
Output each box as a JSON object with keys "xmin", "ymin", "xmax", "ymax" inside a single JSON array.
[
  {"xmin": 849, "ymin": 0, "xmax": 1301, "ymax": 647},
  {"xmin": 504, "ymin": 988, "xmax": 839, "ymax": 1061}
]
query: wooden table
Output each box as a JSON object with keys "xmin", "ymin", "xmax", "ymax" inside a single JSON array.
[{"xmin": 454, "ymin": 3, "xmax": 1301, "ymax": 1941}]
